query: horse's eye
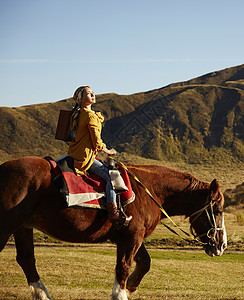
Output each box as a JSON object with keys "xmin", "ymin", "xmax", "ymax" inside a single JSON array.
[{"xmin": 207, "ymin": 228, "xmax": 216, "ymax": 238}]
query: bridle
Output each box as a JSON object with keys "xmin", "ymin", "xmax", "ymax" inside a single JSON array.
[{"xmin": 189, "ymin": 199, "xmax": 225, "ymax": 247}]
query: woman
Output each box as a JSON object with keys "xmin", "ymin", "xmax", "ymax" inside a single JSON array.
[{"xmin": 68, "ymin": 86, "xmax": 132, "ymax": 226}]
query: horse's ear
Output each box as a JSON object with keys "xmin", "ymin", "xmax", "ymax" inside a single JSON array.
[{"xmin": 209, "ymin": 179, "xmax": 220, "ymax": 201}]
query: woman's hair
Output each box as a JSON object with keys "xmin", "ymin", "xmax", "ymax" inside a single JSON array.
[
  {"xmin": 73, "ymin": 86, "xmax": 90, "ymax": 103},
  {"xmin": 69, "ymin": 86, "xmax": 90, "ymax": 140}
]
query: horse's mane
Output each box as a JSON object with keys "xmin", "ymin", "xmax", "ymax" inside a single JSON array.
[
  {"xmin": 127, "ymin": 163, "xmax": 226, "ymax": 209},
  {"xmin": 126, "ymin": 164, "xmax": 209, "ymax": 192}
]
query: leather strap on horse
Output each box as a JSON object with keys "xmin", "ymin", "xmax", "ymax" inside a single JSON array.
[{"xmin": 108, "ymin": 157, "xmax": 205, "ymax": 244}]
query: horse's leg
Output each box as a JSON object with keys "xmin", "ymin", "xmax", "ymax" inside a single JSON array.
[
  {"xmin": 111, "ymin": 238, "xmax": 143, "ymax": 300},
  {"xmin": 0, "ymin": 213, "xmax": 17, "ymax": 252},
  {"xmin": 14, "ymin": 227, "xmax": 52, "ymax": 300},
  {"xmin": 0, "ymin": 228, "xmax": 11, "ymax": 252},
  {"xmin": 126, "ymin": 242, "xmax": 151, "ymax": 293}
]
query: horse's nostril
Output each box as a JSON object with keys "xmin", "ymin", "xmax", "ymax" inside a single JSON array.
[{"xmin": 222, "ymin": 243, "xmax": 227, "ymax": 250}]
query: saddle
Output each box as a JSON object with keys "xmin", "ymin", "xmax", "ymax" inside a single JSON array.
[{"xmin": 45, "ymin": 155, "xmax": 135, "ymax": 210}]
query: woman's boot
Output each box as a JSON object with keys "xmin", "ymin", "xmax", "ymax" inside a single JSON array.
[{"xmin": 106, "ymin": 202, "xmax": 132, "ymax": 227}]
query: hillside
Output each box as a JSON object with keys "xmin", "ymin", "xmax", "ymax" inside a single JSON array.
[
  {"xmin": 102, "ymin": 64, "xmax": 244, "ymax": 164},
  {"xmin": 0, "ymin": 64, "xmax": 243, "ymax": 167},
  {"xmin": 224, "ymin": 182, "xmax": 244, "ymax": 209}
]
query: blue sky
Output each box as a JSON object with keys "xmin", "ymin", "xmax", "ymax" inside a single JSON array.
[{"xmin": 0, "ymin": 0, "xmax": 243, "ymax": 107}]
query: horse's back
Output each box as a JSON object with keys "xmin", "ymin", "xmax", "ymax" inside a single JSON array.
[{"xmin": 0, "ymin": 156, "xmax": 50, "ymax": 173}]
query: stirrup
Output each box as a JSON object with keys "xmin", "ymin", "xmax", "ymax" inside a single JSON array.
[
  {"xmin": 123, "ymin": 215, "xmax": 132, "ymax": 226},
  {"xmin": 107, "ymin": 200, "xmax": 132, "ymax": 228},
  {"xmin": 111, "ymin": 212, "xmax": 132, "ymax": 228}
]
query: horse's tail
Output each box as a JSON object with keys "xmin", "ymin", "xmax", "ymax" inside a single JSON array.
[
  {"xmin": 0, "ymin": 159, "xmax": 19, "ymax": 212},
  {"xmin": 0, "ymin": 157, "xmax": 50, "ymax": 251},
  {"xmin": 0, "ymin": 160, "xmax": 14, "ymax": 251},
  {"xmin": 0, "ymin": 160, "xmax": 7, "ymax": 214}
]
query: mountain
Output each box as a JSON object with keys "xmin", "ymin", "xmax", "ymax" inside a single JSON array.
[
  {"xmin": 0, "ymin": 64, "xmax": 243, "ymax": 165},
  {"xmin": 224, "ymin": 182, "xmax": 244, "ymax": 209},
  {"xmin": 102, "ymin": 64, "xmax": 244, "ymax": 163}
]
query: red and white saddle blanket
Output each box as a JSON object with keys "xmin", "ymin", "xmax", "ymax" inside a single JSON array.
[{"xmin": 45, "ymin": 156, "xmax": 135, "ymax": 210}]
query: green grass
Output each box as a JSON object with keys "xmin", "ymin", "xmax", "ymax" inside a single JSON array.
[
  {"xmin": 0, "ymin": 245, "xmax": 243, "ymax": 299},
  {"xmin": 3, "ymin": 206, "xmax": 244, "ymax": 299}
]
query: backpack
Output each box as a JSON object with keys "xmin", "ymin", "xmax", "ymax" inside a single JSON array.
[{"xmin": 55, "ymin": 104, "xmax": 79, "ymax": 142}]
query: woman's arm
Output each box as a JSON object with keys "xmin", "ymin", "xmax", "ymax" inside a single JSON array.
[
  {"xmin": 88, "ymin": 112, "xmax": 117, "ymax": 156},
  {"xmin": 88, "ymin": 113, "xmax": 106, "ymax": 152}
]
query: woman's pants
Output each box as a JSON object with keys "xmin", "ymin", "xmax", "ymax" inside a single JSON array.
[{"xmin": 88, "ymin": 159, "xmax": 116, "ymax": 204}]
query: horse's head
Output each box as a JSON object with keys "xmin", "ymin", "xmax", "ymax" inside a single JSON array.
[{"xmin": 189, "ymin": 179, "xmax": 227, "ymax": 257}]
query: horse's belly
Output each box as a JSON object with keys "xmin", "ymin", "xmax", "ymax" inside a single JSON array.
[{"xmin": 31, "ymin": 206, "xmax": 112, "ymax": 244}]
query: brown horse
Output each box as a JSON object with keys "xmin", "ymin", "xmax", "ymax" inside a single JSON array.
[{"xmin": 0, "ymin": 156, "xmax": 227, "ymax": 300}]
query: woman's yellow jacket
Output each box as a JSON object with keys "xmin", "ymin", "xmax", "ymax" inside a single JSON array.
[{"xmin": 68, "ymin": 108, "xmax": 106, "ymax": 175}]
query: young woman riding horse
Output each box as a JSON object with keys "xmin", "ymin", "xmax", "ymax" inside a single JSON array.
[
  {"xmin": 0, "ymin": 87, "xmax": 227, "ymax": 299},
  {"xmin": 68, "ymin": 86, "xmax": 131, "ymax": 226}
]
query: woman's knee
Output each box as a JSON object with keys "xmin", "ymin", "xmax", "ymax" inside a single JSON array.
[{"xmin": 89, "ymin": 160, "xmax": 110, "ymax": 181}]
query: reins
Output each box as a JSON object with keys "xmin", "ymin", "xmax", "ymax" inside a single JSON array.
[{"xmin": 109, "ymin": 157, "xmax": 208, "ymax": 245}]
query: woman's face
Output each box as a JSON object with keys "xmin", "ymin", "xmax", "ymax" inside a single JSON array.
[{"xmin": 81, "ymin": 87, "xmax": 96, "ymax": 107}]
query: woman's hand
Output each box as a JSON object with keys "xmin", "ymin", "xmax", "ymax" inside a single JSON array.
[{"xmin": 103, "ymin": 148, "xmax": 117, "ymax": 156}]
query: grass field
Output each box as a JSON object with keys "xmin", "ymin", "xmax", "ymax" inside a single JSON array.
[
  {"xmin": 1, "ymin": 211, "xmax": 244, "ymax": 300},
  {"xmin": 2, "ymin": 204, "xmax": 243, "ymax": 299},
  {"xmin": 0, "ymin": 244, "xmax": 243, "ymax": 300}
]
